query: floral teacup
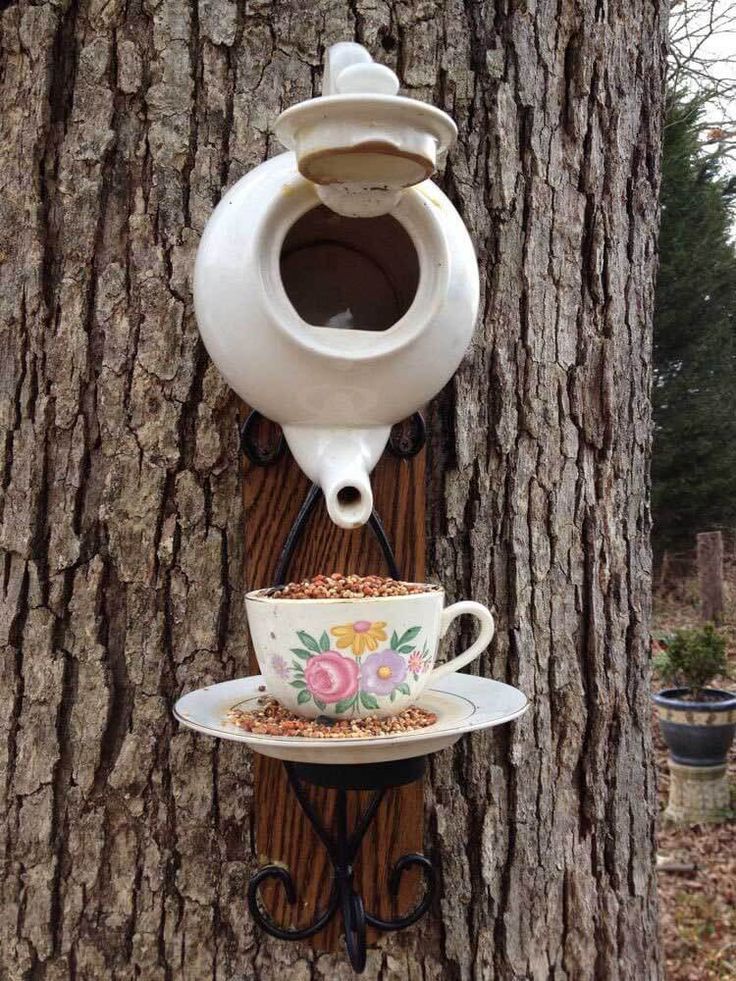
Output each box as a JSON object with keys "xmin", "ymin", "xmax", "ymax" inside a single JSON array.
[{"xmin": 245, "ymin": 585, "xmax": 495, "ymax": 719}]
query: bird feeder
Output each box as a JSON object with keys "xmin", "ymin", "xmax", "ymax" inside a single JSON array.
[{"xmin": 176, "ymin": 42, "xmax": 528, "ymax": 973}]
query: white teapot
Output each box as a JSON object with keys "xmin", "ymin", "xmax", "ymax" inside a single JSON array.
[{"xmin": 194, "ymin": 43, "xmax": 479, "ymax": 528}]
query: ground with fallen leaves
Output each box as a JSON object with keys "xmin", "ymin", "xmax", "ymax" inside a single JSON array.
[{"xmin": 653, "ymin": 561, "xmax": 736, "ymax": 980}]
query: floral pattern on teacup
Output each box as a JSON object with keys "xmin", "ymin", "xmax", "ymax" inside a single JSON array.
[
  {"xmin": 331, "ymin": 620, "xmax": 387, "ymax": 655},
  {"xmin": 407, "ymin": 647, "xmax": 432, "ymax": 679},
  {"xmin": 270, "ymin": 654, "xmax": 290, "ymax": 679},
  {"xmin": 303, "ymin": 651, "xmax": 359, "ymax": 703},
  {"xmin": 286, "ymin": 623, "xmax": 427, "ymax": 714}
]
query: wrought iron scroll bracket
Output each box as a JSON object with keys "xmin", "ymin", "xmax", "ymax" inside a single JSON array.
[
  {"xmin": 239, "ymin": 410, "xmax": 426, "ymax": 466},
  {"xmin": 246, "ymin": 762, "xmax": 435, "ymax": 973}
]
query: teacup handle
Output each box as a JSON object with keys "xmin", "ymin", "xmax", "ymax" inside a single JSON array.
[{"xmin": 430, "ymin": 601, "xmax": 495, "ymax": 682}]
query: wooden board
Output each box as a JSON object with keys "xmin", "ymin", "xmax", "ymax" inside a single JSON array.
[{"xmin": 243, "ymin": 416, "xmax": 425, "ymax": 950}]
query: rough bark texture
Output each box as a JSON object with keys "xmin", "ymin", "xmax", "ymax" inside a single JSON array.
[{"xmin": 0, "ymin": 1, "xmax": 666, "ymax": 979}]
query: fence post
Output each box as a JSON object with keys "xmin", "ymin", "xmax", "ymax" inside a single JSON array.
[{"xmin": 697, "ymin": 531, "xmax": 724, "ymax": 624}]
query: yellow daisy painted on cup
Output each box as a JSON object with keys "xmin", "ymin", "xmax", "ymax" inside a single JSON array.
[{"xmin": 331, "ymin": 620, "xmax": 388, "ymax": 656}]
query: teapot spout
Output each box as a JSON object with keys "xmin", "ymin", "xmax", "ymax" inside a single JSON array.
[{"xmin": 281, "ymin": 425, "xmax": 391, "ymax": 530}]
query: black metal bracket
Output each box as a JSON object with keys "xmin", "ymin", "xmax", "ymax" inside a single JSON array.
[
  {"xmin": 241, "ymin": 409, "xmax": 433, "ymax": 968},
  {"xmin": 239, "ymin": 409, "xmax": 426, "ymax": 467},
  {"xmin": 387, "ymin": 411, "xmax": 426, "ymax": 459},
  {"xmin": 247, "ymin": 758, "xmax": 435, "ymax": 972},
  {"xmin": 270, "ymin": 483, "xmax": 401, "ymax": 584},
  {"xmin": 239, "ymin": 410, "xmax": 287, "ymax": 466},
  {"xmin": 240, "ymin": 408, "xmax": 424, "ymax": 583}
]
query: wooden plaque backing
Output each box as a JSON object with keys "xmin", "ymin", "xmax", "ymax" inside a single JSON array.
[{"xmin": 244, "ymin": 421, "xmax": 425, "ymax": 951}]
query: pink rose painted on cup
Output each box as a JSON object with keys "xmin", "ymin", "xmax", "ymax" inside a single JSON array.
[{"xmin": 304, "ymin": 650, "xmax": 359, "ymax": 703}]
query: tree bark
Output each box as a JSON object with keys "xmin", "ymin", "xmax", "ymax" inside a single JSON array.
[
  {"xmin": 0, "ymin": 1, "xmax": 666, "ymax": 979},
  {"xmin": 697, "ymin": 531, "xmax": 724, "ymax": 624}
]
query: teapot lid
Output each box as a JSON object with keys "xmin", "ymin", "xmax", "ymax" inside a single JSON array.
[{"xmin": 274, "ymin": 43, "xmax": 457, "ymax": 217}]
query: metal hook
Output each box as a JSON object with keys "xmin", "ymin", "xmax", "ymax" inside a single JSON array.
[
  {"xmin": 272, "ymin": 484, "xmax": 322, "ymax": 586},
  {"xmin": 272, "ymin": 485, "xmax": 401, "ymax": 586},
  {"xmin": 240, "ymin": 410, "xmax": 286, "ymax": 466},
  {"xmin": 247, "ymin": 866, "xmax": 339, "ymax": 940},
  {"xmin": 241, "ymin": 410, "xmax": 426, "ymax": 464},
  {"xmin": 388, "ymin": 411, "xmax": 426, "ymax": 459},
  {"xmin": 365, "ymin": 853, "xmax": 436, "ymax": 930}
]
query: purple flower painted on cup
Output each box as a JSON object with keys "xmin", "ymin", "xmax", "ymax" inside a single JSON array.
[
  {"xmin": 361, "ymin": 649, "xmax": 407, "ymax": 696},
  {"xmin": 270, "ymin": 654, "xmax": 290, "ymax": 679}
]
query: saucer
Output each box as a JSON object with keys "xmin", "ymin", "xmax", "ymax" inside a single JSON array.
[{"xmin": 174, "ymin": 674, "xmax": 529, "ymax": 765}]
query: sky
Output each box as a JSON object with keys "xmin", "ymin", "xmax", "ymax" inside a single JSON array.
[{"xmin": 670, "ymin": 0, "xmax": 736, "ymax": 174}]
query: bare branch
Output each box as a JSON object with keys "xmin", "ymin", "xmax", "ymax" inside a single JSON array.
[{"xmin": 668, "ymin": 0, "xmax": 736, "ymax": 161}]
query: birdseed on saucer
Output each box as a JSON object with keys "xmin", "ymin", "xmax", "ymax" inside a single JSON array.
[
  {"xmin": 269, "ymin": 573, "xmax": 441, "ymax": 600},
  {"xmin": 227, "ymin": 698, "xmax": 437, "ymax": 738}
]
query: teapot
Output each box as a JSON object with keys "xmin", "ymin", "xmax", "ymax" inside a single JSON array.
[{"xmin": 194, "ymin": 42, "xmax": 479, "ymax": 528}]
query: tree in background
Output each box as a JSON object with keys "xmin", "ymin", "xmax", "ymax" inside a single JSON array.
[
  {"xmin": 668, "ymin": 1, "xmax": 736, "ymax": 156},
  {"xmin": 653, "ymin": 92, "xmax": 736, "ymax": 553}
]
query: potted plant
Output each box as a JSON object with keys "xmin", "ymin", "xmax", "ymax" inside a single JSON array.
[{"xmin": 652, "ymin": 625, "xmax": 735, "ymax": 822}]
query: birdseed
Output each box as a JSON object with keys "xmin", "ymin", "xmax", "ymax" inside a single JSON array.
[
  {"xmin": 227, "ymin": 698, "xmax": 438, "ymax": 738},
  {"xmin": 269, "ymin": 573, "xmax": 441, "ymax": 600}
]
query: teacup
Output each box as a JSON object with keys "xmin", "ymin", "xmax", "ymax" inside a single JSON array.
[{"xmin": 245, "ymin": 585, "xmax": 495, "ymax": 719}]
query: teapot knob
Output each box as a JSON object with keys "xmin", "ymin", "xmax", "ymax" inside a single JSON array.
[{"xmin": 334, "ymin": 62, "xmax": 399, "ymax": 96}]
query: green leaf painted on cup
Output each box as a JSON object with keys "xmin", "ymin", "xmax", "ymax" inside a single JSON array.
[
  {"xmin": 297, "ymin": 689, "xmax": 311, "ymax": 705},
  {"xmin": 290, "ymin": 679, "xmax": 307, "ymax": 689},
  {"xmin": 297, "ymin": 631, "xmax": 321, "ymax": 653},
  {"xmin": 396, "ymin": 626, "xmax": 421, "ymax": 647},
  {"xmin": 360, "ymin": 691, "xmax": 380, "ymax": 710},
  {"xmin": 319, "ymin": 631, "xmax": 330, "ymax": 651},
  {"xmin": 334, "ymin": 696, "xmax": 354, "ymax": 715},
  {"xmin": 396, "ymin": 683, "xmax": 411, "ymax": 696},
  {"xmin": 290, "ymin": 648, "xmax": 311, "ymax": 661}
]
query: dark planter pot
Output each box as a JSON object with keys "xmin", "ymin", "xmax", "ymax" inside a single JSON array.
[{"xmin": 653, "ymin": 688, "xmax": 736, "ymax": 767}]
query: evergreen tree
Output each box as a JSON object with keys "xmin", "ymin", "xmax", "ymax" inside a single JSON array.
[{"xmin": 653, "ymin": 93, "xmax": 736, "ymax": 553}]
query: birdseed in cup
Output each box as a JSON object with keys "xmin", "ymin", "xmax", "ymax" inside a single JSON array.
[{"xmin": 270, "ymin": 573, "xmax": 440, "ymax": 600}]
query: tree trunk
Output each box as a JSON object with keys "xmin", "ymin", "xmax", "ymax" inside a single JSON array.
[
  {"xmin": 0, "ymin": 1, "xmax": 665, "ymax": 979},
  {"xmin": 697, "ymin": 531, "xmax": 724, "ymax": 624}
]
